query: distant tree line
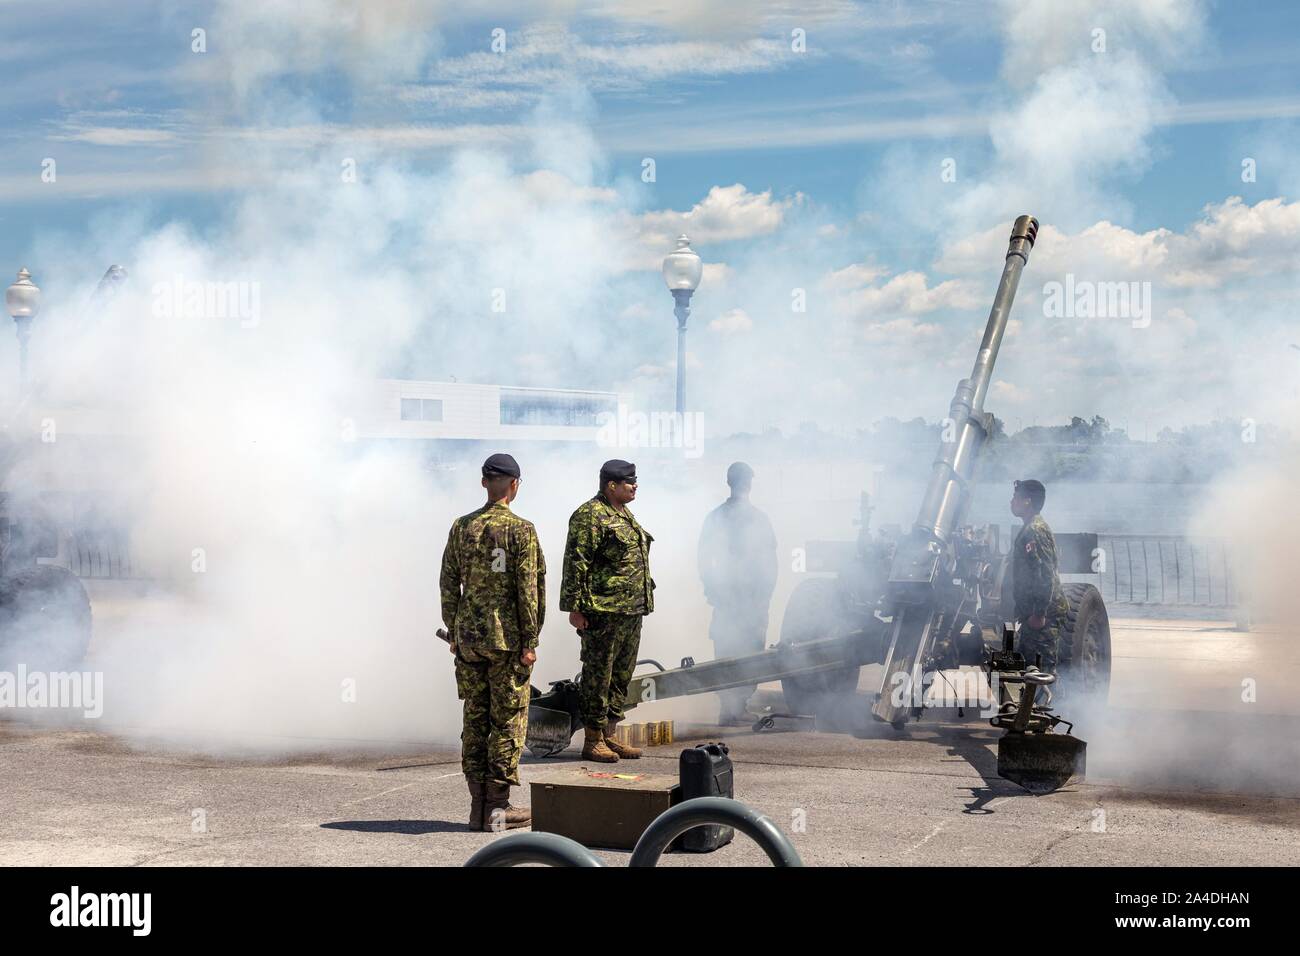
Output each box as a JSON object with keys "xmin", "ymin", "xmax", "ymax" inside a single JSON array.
[{"xmin": 716, "ymin": 416, "xmax": 1289, "ymax": 484}]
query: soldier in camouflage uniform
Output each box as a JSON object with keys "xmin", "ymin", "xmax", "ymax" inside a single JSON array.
[
  {"xmin": 559, "ymin": 459, "xmax": 654, "ymax": 763},
  {"xmin": 1010, "ymin": 479, "xmax": 1069, "ymax": 674},
  {"xmin": 440, "ymin": 453, "xmax": 545, "ymax": 831}
]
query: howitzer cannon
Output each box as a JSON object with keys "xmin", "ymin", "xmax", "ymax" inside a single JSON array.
[{"xmin": 520, "ymin": 216, "xmax": 1110, "ymax": 792}]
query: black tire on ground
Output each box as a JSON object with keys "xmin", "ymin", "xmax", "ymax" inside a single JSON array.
[
  {"xmin": 0, "ymin": 564, "xmax": 93, "ymax": 671},
  {"xmin": 1056, "ymin": 581, "xmax": 1111, "ymax": 710},
  {"xmin": 778, "ymin": 577, "xmax": 861, "ymax": 716}
]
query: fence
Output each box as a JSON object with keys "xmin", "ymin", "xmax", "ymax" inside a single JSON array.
[
  {"xmin": 1095, "ymin": 534, "xmax": 1237, "ymax": 607},
  {"xmin": 62, "ymin": 528, "xmax": 144, "ymax": 580}
]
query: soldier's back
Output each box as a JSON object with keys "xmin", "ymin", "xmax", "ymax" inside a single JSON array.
[{"xmin": 448, "ymin": 503, "xmax": 539, "ymax": 650}]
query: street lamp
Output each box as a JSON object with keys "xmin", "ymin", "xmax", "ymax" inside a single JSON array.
[
  {"xmin": 661, "ymin": 234, "xmax": 702, "ymax": 415},
  {"xmin": 6, "ymin": 267, "xmax": 40, "ymax": 393}
]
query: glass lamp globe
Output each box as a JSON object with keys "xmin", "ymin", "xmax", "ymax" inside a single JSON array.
[{"xmin": 661, "ymin": 235, "xmax": 702, "ymax": 293}]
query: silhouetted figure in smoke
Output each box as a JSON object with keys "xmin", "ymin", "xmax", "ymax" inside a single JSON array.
[{"xmin": 697, "ymin": 462, "xmax": 777, "ymax": 725}]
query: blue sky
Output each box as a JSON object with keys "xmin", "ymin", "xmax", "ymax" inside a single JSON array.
[
  {"xmin": 2, "ymin": 0, "xmax": 1299, "ymax": 431},
  {"xmin": 3, "ymin": 1, "xmax": 1297, "ymax": 243}
]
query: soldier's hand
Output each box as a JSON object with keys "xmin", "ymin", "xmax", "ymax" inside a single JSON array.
[
  {"xmin": 1027, "ymin": 613, "xmax": 1046, "ymax": 630},
  {"xmin": 520, "ymin": 649, "xmax": 537, "ymax": 667},
  {"xmin": 568, "ymin": 610, "xmax": 588, "ymax": 630}
]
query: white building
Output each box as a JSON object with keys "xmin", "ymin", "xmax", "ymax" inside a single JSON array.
[{"xmin": 363, "ymin": 379, "xmax": 624, "ymax": 444}]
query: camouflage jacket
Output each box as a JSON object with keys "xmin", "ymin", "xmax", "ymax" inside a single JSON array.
[
  {"xmin": 559, "ymin": 494, "xmax": 654, "ymax": 615},
  {"xmin": 1012, "ymin": 514, "xmax": 1067, "ymax": 622},
  {"xmin": 439, "ymin": 501, "xmax": 546, "ymax": 651},
  {"xmin": 697, "ymin": 498, "xmax": 777, "ymax": 609}
]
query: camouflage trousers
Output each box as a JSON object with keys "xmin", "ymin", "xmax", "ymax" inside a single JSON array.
[
  {"xmin": 578, "ymin": 611, "xmax": 643, "ymax": 732},
  {"xmin": 1017, "ymin": 615, "xmax": 1065, "ymax": 673},
  {"xmin": 709, "ymin": 603, "xmax": 768, "ymax": 719},
  {"xmin": 454, "ymin": 643, "xmax": 533, "ymax": 786}
]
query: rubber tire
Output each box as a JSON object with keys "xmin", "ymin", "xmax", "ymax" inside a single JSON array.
[
  {"xmin": 1056, "ymin": 582, "xmax": 1111, "ymax": 710},
  {"xmin": 0, "ymin": 564, "xmax": 93, "ymax": 671},
  {"xmin": 778, "ymin": 577, "xmax": 861, "ymax": 716}
]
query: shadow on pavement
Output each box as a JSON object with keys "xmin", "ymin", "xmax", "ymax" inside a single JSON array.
[{"xmin": 322, "ymin": 820, "xmax": 466, "ymax": 834}]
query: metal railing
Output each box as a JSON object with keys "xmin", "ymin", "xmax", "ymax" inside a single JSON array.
[
  {"xmin": 1095, "ymin": 534, "xmax": 1237, "ymax": 607},
  {"xmin": 65, "ymin": 529, "xmax": 142, "ymax": 579}
]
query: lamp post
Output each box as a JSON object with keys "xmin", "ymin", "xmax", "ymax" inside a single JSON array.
[
  {"xmin": 6, "ymin": 267, "xmax": 40, "ymax": 394},
  {"xmin": 661, "ymin": 234, "xmax": 702, "ymax": 415}
]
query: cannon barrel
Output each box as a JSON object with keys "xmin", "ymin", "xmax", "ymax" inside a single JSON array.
[
  {"xmin": 914, "ymin": 214, "xmax": 1037, "ymax": 540},
  {"xmin": 871, "ymin": 215, "xmax": 1038, "ymax": 725}
]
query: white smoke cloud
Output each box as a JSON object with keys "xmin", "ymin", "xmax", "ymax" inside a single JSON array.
[
  {"xmin": 10, "ymin": 95, "xmax": 652, "ymax": 751},
  {"xmin": 997, "ymin": 0, "xmax": 1208, "ymax": 84}
]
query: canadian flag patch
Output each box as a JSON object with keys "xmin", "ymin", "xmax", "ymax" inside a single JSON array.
[{"xmin": 1024, "ymin": 540, "xmax": 1037, "ymax": 554}]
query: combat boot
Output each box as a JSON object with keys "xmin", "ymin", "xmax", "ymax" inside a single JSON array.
[
  {"xmin": 582, "ymin": 727, "xmax": 619, "ymax": 763},
  {"xmin": 466, "ymin": 777, "xmax": 485, "ymax": 831},
  {"xmin": 604, "ymin": 719, "xmax": 641, "ymax": 759},
  {"xmin": 482, "ymin": 782, "xmax": 531, "ymax": 831}
]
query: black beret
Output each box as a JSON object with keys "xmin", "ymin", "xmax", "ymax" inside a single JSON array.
[
  {"xmin": 482, "ymin": 453, "xmax": 521, "ymax": 479},
  {"xmin": 599, "ymin": 459, "xmax": 636, "ymax": 483}
]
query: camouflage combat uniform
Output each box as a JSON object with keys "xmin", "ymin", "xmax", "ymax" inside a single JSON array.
[
  {"xmin": 1012, "ymin": 513, "xmax": 1069, "ymax": 672},
  {"xmin": 440, "ymin": 501, "xmax": 545, "ymax": 786},
  {"xmin": 559, "ymin": 493, "xmax": 654, "ymax": 732},
  {"xmin": 698, "ymin": 498, "xmax": 777, "ymax": 719}
]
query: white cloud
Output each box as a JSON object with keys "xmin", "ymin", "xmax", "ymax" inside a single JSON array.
[
  {"xmin": 205, "ymin": 0, "xmax": 448, "ymax": 101},
  {"xmin": 859, "ymin": 316, "xmax": 941, "ymax": 347},
  {"xmin": 638, "ymin": 184, "xmax": 797, "ymax": 249},
  {"xmin": 701, "ymin": 262, "xmax": 733, "ymax": 287},
  {"xmin": 621, "ymin": 184, "xmax": 797, "ymax": 273},
  {"xmin": 394, "ymin": 85, "xmax": 534, "ymax": 111},
  {"xmin": 56, "ymin": 126, "xmax": 177, "ymax": 147},
  {"xmin": 936, "ymin": 196, "xmax": 1300, "ymax": 291},
  {"xmin": 394, "ymin": 22, "xmax": 795, "ymax": 119},
  {"xmin": 843, "ymin": 271, "xmax": 983, "ymax": 317},
  {"xmin": 710, "ymin": 308, "xmax": 753, "ymax": 334},
  {"xmin": 823, "ymin": 261, "xmax": 888, "ymax": 291}
]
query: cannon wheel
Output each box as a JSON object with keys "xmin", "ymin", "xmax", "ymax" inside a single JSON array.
[
  {"xmin": 778, "ymin": 577, "xmax": 861, "ymax": 716},
  {"xmin": 0, "ymin": 564, "xmax": 93, "ymax": 671},
  {"xmin": 1056, "ymin": 582, "xmax": 1111, "ymax": 709}
]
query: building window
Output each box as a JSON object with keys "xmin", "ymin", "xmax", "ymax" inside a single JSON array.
[
  {"xmin": 400, "ymin": 397, "xmax": 444, "ymax": 422},
  {"xmin": 499, "ymin": 389, "xmax": 616, "ymax": 427}
]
